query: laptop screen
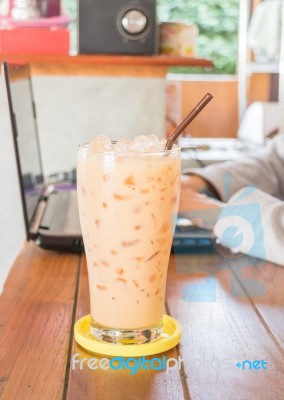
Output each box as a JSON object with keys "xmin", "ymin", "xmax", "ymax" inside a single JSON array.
[{"xmin": 3, "ymin": 62, "xmax": 44, "ymax": 238}]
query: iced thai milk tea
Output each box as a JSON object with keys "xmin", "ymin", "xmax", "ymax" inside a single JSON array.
[{"xmin": 77, "ymin": 135, "xmax": 180, "ymax": 344}]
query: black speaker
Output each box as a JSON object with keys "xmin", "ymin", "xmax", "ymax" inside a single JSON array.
[{"xmin": 79, "ymin": 0, "xmax": 158, "ymax": 55}]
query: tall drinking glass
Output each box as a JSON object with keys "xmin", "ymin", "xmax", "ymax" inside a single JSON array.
[{"xmin": 77, "ymin": 142, "xmax": 180, "ymax": 344}]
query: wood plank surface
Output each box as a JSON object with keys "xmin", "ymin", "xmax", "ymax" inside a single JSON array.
[
  {"xmin": 0, "ymin": 241, "xmax": 81, "ymax": 400},
  {"xmin": 1, "ymin": 242, "xmax": 283, "ymax": 399},
  {"xmin": 0, "ymin": 54, "xmax": 213, "ymax": 68},
  {"xmin": 66, "ymin": 256, "xmax": 186, "ymax": 400},
  {"xmin": 168, "ymin": 253, "xmax": 284, "ymax": 400},
  {"xmin": 229, "ymin": 258, "xmax": 284, "ymax": 350}
]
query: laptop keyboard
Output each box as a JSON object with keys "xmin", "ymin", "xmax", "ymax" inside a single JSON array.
[
  {"xmin": 64, "ymin": 190, "xmax": 81, "ymax": 233},
  {"xmin": 40, "ymin": 190, "xmax": 80, "ymax": 235}
]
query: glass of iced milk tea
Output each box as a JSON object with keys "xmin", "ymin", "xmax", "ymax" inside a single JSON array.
[{"xmin": 77, "ymin": 135, "xmax": 181, "ymax": 345}]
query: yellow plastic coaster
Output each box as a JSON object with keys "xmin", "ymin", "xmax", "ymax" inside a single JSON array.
[{"xmin": 74, "ymin": 314, "xmax": 181, "ymax": 357}]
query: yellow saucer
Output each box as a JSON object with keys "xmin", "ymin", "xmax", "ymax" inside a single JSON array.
[{"xmin": 74, "ymin": 314, "xmax": 181, "ymax": 357}]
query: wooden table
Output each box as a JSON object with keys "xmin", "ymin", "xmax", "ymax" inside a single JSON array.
[{"xmin": 0, "ymin": 241, "xmax": 284, "ymax": 399}]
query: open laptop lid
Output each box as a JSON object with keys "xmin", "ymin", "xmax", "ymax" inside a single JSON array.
[{"xmin": 2, "ymin": 62, "xmax": 45, "ymax": 241}]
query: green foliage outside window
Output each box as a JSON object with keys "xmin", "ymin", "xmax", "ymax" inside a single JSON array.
[
  {"xmin": 62, "ymin": 0, "xmax": 77, "ymax": 55},
  {"xmin": 157, "ymin": 0, "xmax": 239, "ymax": 74},
  {"xmin": 62, "ymin": 0, "xmax": 239, "ymax": 74}
]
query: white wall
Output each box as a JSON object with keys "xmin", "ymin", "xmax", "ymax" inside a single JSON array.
[
  {"xmin": 0, "ymin": 75, "xmax": 26, "ymax": 293},
  {"xmin": 32, "ymin": 75, "xmax": 166, "ymax": 175}
]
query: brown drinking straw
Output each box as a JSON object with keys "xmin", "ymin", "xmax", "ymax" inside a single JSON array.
[{"xmin": 165, "ymin": 93, "xmax": 213, "ymax": 150}]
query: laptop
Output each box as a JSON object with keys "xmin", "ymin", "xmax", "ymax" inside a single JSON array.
[
  {"xmin": 172, "ymin": 216, "xmax": 214, "ymax": 253},
  {"xmin": 3, "ymin": 62, "xmax": 82, "ymax": 252},
  {"xmin": 3, "ymin": 61, "xmax": 214, "ymax": 254}
]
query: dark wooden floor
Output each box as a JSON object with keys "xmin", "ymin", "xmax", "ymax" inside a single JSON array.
[{"xmin": 1, "ymin": 241, "xmax": 284, "ymax": 400}]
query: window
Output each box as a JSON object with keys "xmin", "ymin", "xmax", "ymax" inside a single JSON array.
[{"xmin": 158, "ymin": 0, "xmax": 239, "ymax": 74}]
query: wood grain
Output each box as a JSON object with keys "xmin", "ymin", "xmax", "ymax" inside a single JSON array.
[
  {"xmin": 66, "ymin": 256, "xmax": 186, "ymax": 400},
  {"xmin": 167, "ymin": 253, "xmax": 284, "ymax": 400},
  {"xmin": 0, "ymin": 54, "xmax": 213, "ymax": 77},
  {"xmin": 228, "ymin": 257, "xmax": 284, "ymax": 350},
  {"xmin": 180, "ymin": 79, "xmax": 238, "ymax": 138},
  {"xmin": 0, "ymin": 241, "xmax": 80, "ymax": 400},
  {"xmin": 30, "ymin": 64, "xmax": 168, "ymax": 77},
  {"xmin": 2, "ymin": 242, "xmax": 283, "ymax": 399},
  {"xmin": 0, "ymin": 54, "xmax": 213, "ymax": 67}
]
